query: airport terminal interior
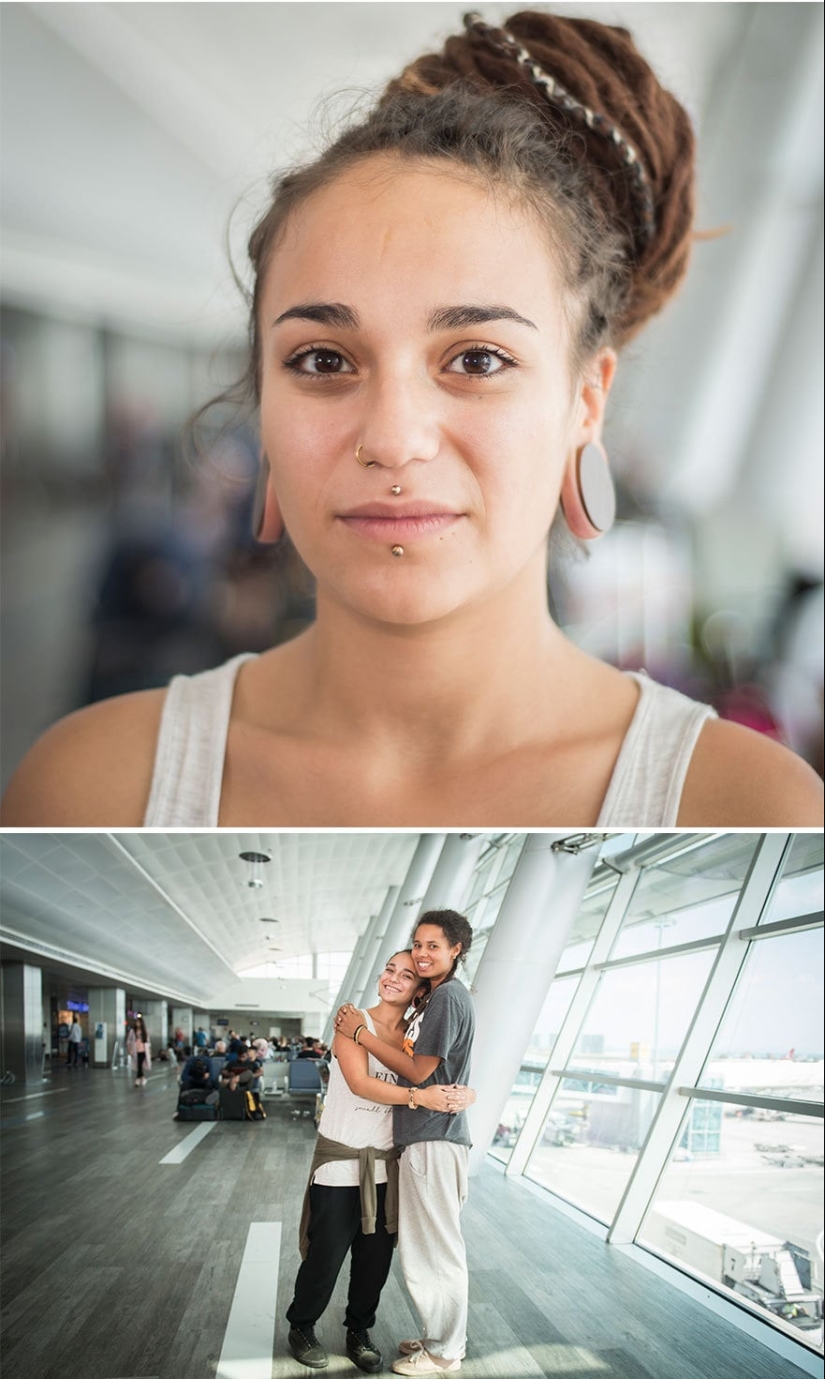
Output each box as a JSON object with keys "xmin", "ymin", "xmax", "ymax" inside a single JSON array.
[{"xmin": 0, "ymin": 829, "xmax": 822, "ymax": 1379}]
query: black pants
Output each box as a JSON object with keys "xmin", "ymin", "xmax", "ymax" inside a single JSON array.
[
  {"xmin": 67, "ymin": 1042, "xmax": 79, "ymax": 1066},
  {"xmin": 287, "ymin": 1181, "xmax": 395, "ymax": 1334}
]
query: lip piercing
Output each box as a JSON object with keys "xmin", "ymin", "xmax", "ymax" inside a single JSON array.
[
  {"xmin": 356, "ymin": 445, "xmax": 376, "ymax": 468},
  {"xmin": 391, "ymin": 485, "xmax": 402, "ymax": 495},
  {"xmin": 391, "ymin": 545, "xmax": 404, "ymax": 557}
]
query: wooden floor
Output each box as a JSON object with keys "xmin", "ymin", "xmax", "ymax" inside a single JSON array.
[{"xmin": 0, "ymin": 1061, "xmax": 813, "ymax": 1379}]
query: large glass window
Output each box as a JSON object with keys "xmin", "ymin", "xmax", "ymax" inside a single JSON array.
[
  {"xmin": 490, "ymin": 974, "xmax": 580, "ymax": 1164},
  {"xmin": 760, "ymin": 833, "xmax": 824, "ymax": 926},
  {"xmin": 464, "ymin": 835, "xmax": 525, "ymax": 985},
  {"xmin": 557, "ymin": 876, "xmax": 619, "ymax": 973},
  {"xmin": 699, "ymin": 929, "xmax": 824, "ymax": 1102},
  {"xmin": 526, "ymin": 1085, "xmax": 665, "ymax": 1224},
  {"xmin": 641, "ymin": 1104, "xmax": 824, "ymax": 1347},
  {"xmin": 611, "ymin": 835, "xmax": 759, "ymax": 960},
  {"xmin": 489, "ymin": 832, "xmax": 824, "ymax": 1356},
  {"xmin": 569, "ymin": 951, "xmax": 716, "ymax": 1080}
]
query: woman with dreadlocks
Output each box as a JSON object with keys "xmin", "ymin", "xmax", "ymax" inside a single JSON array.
[{"xmin": 4, "ymin": 10, "xmax": 821, "ymax": 828}]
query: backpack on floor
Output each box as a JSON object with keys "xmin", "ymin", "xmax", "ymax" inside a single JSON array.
[
  {"xmin": 245, "ymin": 1090, "xmax": 266, "ymax": 1121},
  {"xmin": 176, "ymin": 1101, "xmax": 219, "ymax": 1121},
  {"xmin": 177, "ymin": 1088, "xmax": 219, "ymax": 1121}
]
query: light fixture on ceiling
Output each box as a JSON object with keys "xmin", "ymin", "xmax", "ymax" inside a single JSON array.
[
  {"xmin": 258, "ymin": 916, "xmax": 279, "ymax": 923},
  {"xmin": 238, "ymin": 850, "xmax": 271, "ymax": 890}
]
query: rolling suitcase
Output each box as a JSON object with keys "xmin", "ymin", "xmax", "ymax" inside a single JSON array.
[{"xmin": 219, "ymin": 1085, "xmax": 248, "ymax": 1120}]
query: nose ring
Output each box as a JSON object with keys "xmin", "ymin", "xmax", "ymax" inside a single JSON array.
[{"xmin": 356, "ymin": 445, "xmax": 376, "ymax": 469}]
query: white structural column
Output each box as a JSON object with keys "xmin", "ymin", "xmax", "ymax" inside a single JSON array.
[
  {"xmin": 322, "ymin": 929, "xmax": 374, "ymax": 1044},
  {"xmin": 505, "ymin": 866, "xmax": 640, "ymax": 1178},
  {"xmin": 171, "ymin": 1005, "xmax": 193, "ymax": 1047},
  {"xmin": 88, "ymin": 986, "xmax": 126, "ymax": 1067},
  {"xmin": 141, "ymin": 999, "xmax": 168, "ymax": 1052},
  {"xmin": 419, "ymin": 833, "xmax": 487, "ymax": 914},
  {"xmin": 351, "ymin": 888, "xmax": 400, "ymax": 1008},
  {"xmin": 466, "ymin": 836, "xmax": 600, "ymax": 1176},
  {"xmin": 360, "ymin": 834, "xmax": 447, "ymax": 999},
  {"xmin": 0, "ymin": 963, "xmax": 44, "ymax": 1084}
]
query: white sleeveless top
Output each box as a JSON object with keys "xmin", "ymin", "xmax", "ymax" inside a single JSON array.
[
  {"xmin": 143, "ymin": 653, "xmax": 715, "ymax": 828},
  {"xmin": 314, "ymin": 1012, "xmax": 398, "ymax": 1188}
]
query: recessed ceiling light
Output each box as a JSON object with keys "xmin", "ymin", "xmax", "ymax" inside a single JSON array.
[
  {"xmin": 238, "ymin": 851, "xmax": 271, "ymax": 865},
  {"xmin": 258, "ymin": 917, "xmax": 279, "ymax": 923}
]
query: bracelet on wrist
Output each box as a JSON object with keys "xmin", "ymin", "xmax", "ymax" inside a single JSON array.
[
  {"xmin": 353, "ymin": 1024, "xmax": 367, "ymax": 1045},
  {"xmin": 408, "ymin": 1087, "xmax": 418, "ymax": 1110}
]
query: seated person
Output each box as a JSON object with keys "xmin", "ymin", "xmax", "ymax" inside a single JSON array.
[
  {"xmin": 179, "ymin": 1053, "xmax": 216, "ymax": 1093},
  {"xmin": 207, "ymin": 1039, "xmax": 227, "ymax": 1084},
  {"xmin": 296, "ymin": 1037, "xmax": 323, "ymax": 1060},
  {"xmin": 220, "ymin": 1045, "xmax": 262, "ymax": 1092}
]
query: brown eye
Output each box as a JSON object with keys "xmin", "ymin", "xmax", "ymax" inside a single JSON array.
[
  {"xmin": 461, "ymin": 350, "xmax": 494, "ymax": 374},
  {"xmin": 288, "ymin": 348, "xmax": 354, "ymax": 376},
  {"xmin": 307, "ymin": 350, "xmax": 346, "ymax": 373},
  {"xmin": 446, "ymin": 347, "xmax": 512, "ymax": 377}
]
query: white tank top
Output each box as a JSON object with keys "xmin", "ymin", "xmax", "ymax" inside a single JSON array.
[
  {"xmin": 143, "ymin": 654, "xmax": 715, "ymax": 827},
  {"xmin": 313, "ymin": 1012, "xmax": 399, "ymax": 1188}
]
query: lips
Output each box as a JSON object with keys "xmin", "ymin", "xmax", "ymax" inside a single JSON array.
[{"xmin": 338, "ymin": 501, "xmax": 463, "ymax": 542}]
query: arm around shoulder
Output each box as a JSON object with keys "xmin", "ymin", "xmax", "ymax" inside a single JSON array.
[
  {"xmin": 678, "ymin": 717, "xmax": 824, "ymax": 827},
  {"xmin": 0, "ymin": 690, "xmax": 166, "ymax": 826}
]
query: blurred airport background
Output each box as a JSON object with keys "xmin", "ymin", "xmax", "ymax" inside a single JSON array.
[{"xmin": 1, "ymin": 2, "xmax": 823, "ymax": 787}]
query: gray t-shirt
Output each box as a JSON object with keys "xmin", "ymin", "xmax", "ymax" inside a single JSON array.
[{"xmin": 393, "ymin": 978, "xmax": 475, "ymax": 1148}]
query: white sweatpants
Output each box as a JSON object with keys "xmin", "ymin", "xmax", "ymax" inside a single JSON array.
[{"xmin": 398, "ymin": 1140, "xmax": 469, "ymax": 1362}]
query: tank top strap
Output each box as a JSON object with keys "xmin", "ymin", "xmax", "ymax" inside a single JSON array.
[
  {"xmin": 596, "ymin": 672, "xmax": 716, "ymax": 827},
  {"xmin": 143, "ymin": 653, "xmax": 257, "ymax": 826}
]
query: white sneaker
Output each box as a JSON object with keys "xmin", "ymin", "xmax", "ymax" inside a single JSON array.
[{"xmin": 391, "ymin": 1351, "xmax": 461, "ymax": 1375}]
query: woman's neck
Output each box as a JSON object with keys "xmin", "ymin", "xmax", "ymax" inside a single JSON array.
[
  {"xmin": 290, "ymin": 555, "xmax": 578, "ymax": 756},
  {"xmin": 369, "ymin": 1001, "xmax": 408, "ymax": 1032}
]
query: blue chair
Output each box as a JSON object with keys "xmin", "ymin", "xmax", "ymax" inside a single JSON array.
[{"xmin": 287, "ymin": 1058, "xmax": 323, "ymax": 1118}]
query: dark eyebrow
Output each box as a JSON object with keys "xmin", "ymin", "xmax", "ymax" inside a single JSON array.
[
  {"xmin": 427, "ymin": 304, "xmax": 538, "ymax": 331},
  {"xmin": 272, "ymin": 302, "xmax": 359, "ymax": 329},
  {"xmin": 272, "ymin": 301, "xmax": 537, "ymax": 332}
]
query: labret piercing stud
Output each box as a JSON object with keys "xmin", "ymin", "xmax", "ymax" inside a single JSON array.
[
  {"xmin": 391, "ymin": 545, "xmax": 404, "ymax": 558},
  {"xmin": 391, "ymin": 485, "xmax": 402, "ymax": 495}
]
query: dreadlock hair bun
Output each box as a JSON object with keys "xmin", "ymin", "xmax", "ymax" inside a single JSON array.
[
  {"xmin": 382, "ymin": 8, "xmax": 695, "ymax": 353},
  {"xmin": 242, "ymin": 8, "xmax": 696, "ymax": 403}
]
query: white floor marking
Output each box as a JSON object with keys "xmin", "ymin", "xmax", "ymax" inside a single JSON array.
[
  {"xmin": 159, "ymin": 1122, "xmax": 216, "ymax": 1163},
  {"xmin": 3, "ymin": 1088, "xmax": 68, "ymax": 1103},
  {"xmin": 25, "ymin": 1112, "xmax": 45, "ymax": 1121},
  {"xmin": 216, "ymin": 1222, "xmax": 282, "ymax": 1379}
]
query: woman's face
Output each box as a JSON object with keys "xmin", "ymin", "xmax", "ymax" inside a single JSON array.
[
  {"xmin": 378, "ymin": 952, "xmax": 423, "ymax": 1006},
  {"xmin": 412, "ymin": 923, "xmax": 462, "ymax": 983},
  {"xmin": 259, "ymin": 156, "xmax": 605, "ymax": 627}
]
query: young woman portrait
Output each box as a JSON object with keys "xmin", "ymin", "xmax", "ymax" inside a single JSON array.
[{"xmin": 2, "ymin": 9, "xmax": 822, "ymax": 828}]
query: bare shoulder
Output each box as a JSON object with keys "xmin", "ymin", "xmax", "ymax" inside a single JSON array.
[
  {"xmin": 678, "ymin": 717, "xmax": 824, "ymax": 826},
  {"xmin": 0, "ymin": 689, "xmax": 166, "ymax": 826}
]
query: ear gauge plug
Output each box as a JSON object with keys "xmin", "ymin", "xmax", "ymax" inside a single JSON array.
[
  {"xmin": 252, "ymin": 455, "xmax": 270, "ymax": 540},
  {"xmin": 561, "ymin": 441, "xmax": 616, "ymax": 539},
  {"xmin": 253, "ymin": 454, "xmax": 285, "ymax": 543}
]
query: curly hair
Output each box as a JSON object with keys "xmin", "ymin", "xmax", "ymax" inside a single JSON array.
[{"xmin": 413, "ymin": 909, "xmax": 474, "ymax": 980}]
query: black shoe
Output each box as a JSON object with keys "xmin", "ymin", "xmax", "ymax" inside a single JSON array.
[
  {"xmin": 288, "ymin": 1325, "xmax": 329, "ymax": 1369},
  {"xmin": 346, "ymin": 1328, "xmax": 383, "ymax": 1374}
]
